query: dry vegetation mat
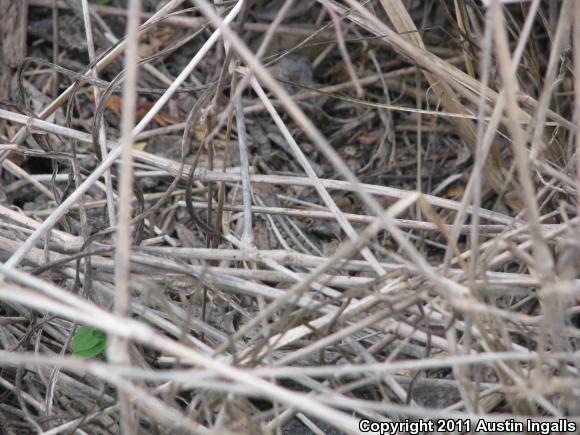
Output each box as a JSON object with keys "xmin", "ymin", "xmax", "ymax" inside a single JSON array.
[{"xmin": 0, "ymin": 0, "xmax": 580, "ymax": 433}]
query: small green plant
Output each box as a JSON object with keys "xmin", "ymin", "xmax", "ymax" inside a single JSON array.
[{"xmin": 72, "ymin": 325, "xmax": 107, "ymax": 359}]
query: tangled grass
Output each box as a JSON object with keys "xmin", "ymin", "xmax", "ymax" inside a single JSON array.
[{"xmin": 0, "ymin": 0, "xmax": 579, "ymax": 433}]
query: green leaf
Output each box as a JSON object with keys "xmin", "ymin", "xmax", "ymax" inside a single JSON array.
[
  {"xmin": 72, "ymin": 325, "xmax": 106, "ymax": 358},
  {"xmin": 74, "ymin": 343, "xmax": 106, "ymax": 359}
]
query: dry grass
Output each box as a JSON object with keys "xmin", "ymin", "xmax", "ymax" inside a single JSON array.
[{"xmin": 0, "ymin": 0, "xmax": 579, "ymax": 433}]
